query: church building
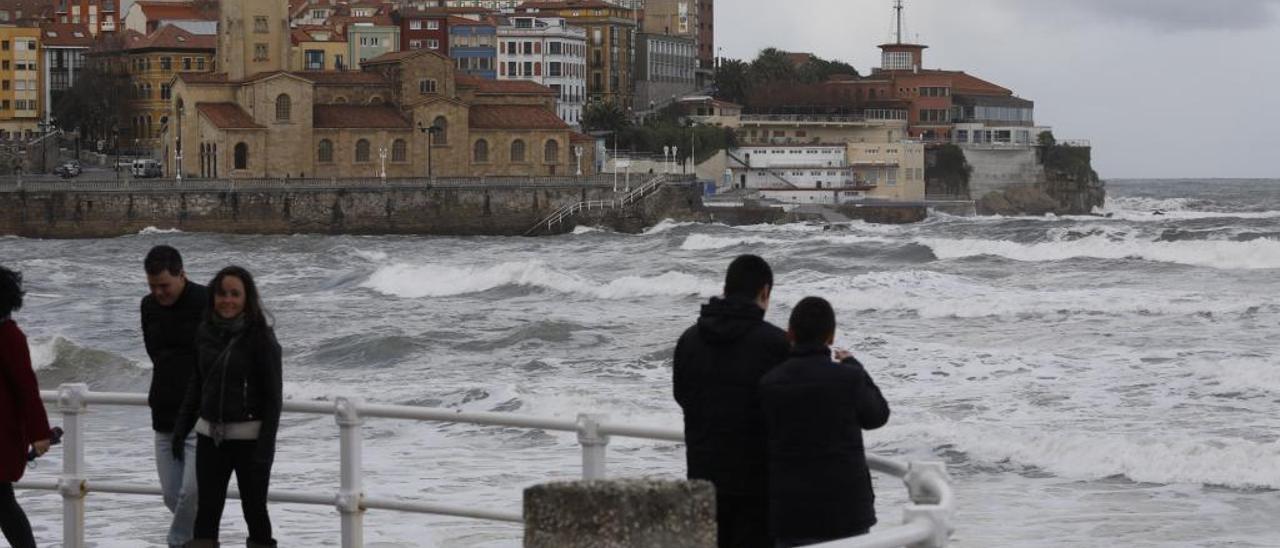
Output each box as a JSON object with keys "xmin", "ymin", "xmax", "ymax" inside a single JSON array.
[{"xmin": 164, "ymin": 0, "xmax": 595, "ymax": 179}]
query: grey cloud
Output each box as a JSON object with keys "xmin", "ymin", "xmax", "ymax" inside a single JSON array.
[{"xmin": 1033, "ymin": 0, "xmax": 1280, "ymax": 31}]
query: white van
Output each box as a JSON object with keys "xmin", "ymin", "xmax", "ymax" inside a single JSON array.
[{"xmin": 131, "ymin": 159, "xmax": 162, "ymax": 178}]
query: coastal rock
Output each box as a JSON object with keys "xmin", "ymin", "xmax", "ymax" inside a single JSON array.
[
  {"xmin": 524, "ymin": 479, "xmax": 716, "ymax": 548},
  {"xmin": 977, "ymin": 186, "xmax": 1060, "ymax": 216}
]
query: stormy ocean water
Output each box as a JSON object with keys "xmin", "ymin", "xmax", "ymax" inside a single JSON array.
[{"xmin": 4, "ymin": 178, "xmax": 1280, "ymax": 547}]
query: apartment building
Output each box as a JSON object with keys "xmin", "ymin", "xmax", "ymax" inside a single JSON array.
[{"xmin": 497, "ymin": 14, "xmax": 586, "ymax": 126}]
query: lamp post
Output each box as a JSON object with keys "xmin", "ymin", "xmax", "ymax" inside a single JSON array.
[
  {"xmin": 672, "ymin": 146, "xmax": 679, "ymax": 174},
  {"xmin": 417, "ymin": 121, "xmax": 441, "ymax": 180},
  {"xmin": 37, "ymin": 120, "xmax": 49, "ymax": 174},
  {"xmin": 175, "ymin": 103, "xmax": 184, "ymax": 182},
  {"xmin": 663, "ymin": 145, "xmax": 670, "ymax": 174},
  {"xmin": 378, "ymin": 146, "xmax": 388, "ymax": 182},
  {"xmin": 113, "ymin": 128, "xmax": 120, "ymax": 182},
  {"xmin": 574, "ymin": 145, "xmax": 583, "ymax": 176}
]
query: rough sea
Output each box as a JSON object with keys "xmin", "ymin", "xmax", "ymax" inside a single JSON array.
[{"xmin": 5, "ymin": 179, "xmax": 1279, "ymax": 547}]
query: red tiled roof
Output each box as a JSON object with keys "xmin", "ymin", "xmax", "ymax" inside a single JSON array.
[
  {"xmin": 197, "ymin": 103, "xmax": 265, "ymax": 129},
  {"xmin": 570, "ymin": 132, "xmax": 596, "ymax": 143},
  {"xmin": 292, "ymin": 25, "xmax": 345, "ymax": 44},
  {"xmin": 520, "ymin": 0, "xmax": 627, "ymax": 10},
  {"xmin": 178, "ymin": 72, "xmax": 229, "ymax": 84},
  {"xmin": 400, "ymin": 6, "xmax": 496, "ymax": 17},
  {"xmin": 40, "ymin": 23, "xmax": 95, "ymax": 47},
  {"xmin": 297, "ymin": 71, "xmax": 388, "ymax": 85},
  {"xmin": 447, "ymin": 15, "xmax": 494, "ymax": 27},
  {"xmin": 329, "ymin": 14, "xmax": 395, "ymax": 27},
  {"xmin": 136, "ymin": 1, "xmax": 219, "ymax": 22},
  {"xmin": 313, "ymin": 105, "xmax": 410, "ymax": 129},
  {"xmin": 457, "ymin": 74, "xmax": 556, "ymax": 95},
  {"xmin": 123, "ymin": 25, "xmax": 216, "ymax": 52},
  {"xmin": 469, "ymin": 105, "xmax": 568, "ymax": 130}
]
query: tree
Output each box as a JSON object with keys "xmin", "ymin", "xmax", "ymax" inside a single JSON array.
[
  {"xmin": 713, "ymin": 58, "xmax": 751, "ymax": 105},
  {"xmin": 750, "ymin": 48, "xmax": 796, "ymax": 84},
  {"xmin": 53, "ymin": 64, "xmax": 138, "ymax": 148},
  {"xmin": 1037, "ymin": 130, "xmax": 1056, "ymax": 147},
  {"xmin": 581, "ymin": 101, "xmax": 630, "ymax": 134}
]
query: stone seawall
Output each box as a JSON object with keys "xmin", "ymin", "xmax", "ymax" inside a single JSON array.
[{"xmin": 0, "ymin": 182, "xmax": 705, "ymax": 239}]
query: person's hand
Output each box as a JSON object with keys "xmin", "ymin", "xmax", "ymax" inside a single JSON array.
[
  {"xmin": 31, "ymin": 439, "xmax": 51, "ymax": 457},
  {"xmin": 171, "ymin": 435, "xmax": 186, "ymax": 461},
  {"xmin": 833, "ymin": 348, "xmax": 854, "ymax": 362}
]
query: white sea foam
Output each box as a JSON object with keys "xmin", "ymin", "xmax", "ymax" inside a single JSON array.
[
  {"xmin": 918, "ymin": 234, "xmax": 1280, "ymax": 269},
  {"xmin": 361, "ymin": 261, "xmax": 717, "ymax": 299},
  {"xmin": 1195, "ymin": 358, "xmax": 1280, "ymax": 395},
  {"xmin": 137, "ymin": 226, "xmax": 183, "ymax": 234},
  {"xmin": 571, "ymin": 225, "xmax": 606, "ymax": 235},
  {"xmin": 642, "ymin": 219, "xmax": 701, "ymax": 234},
  {"xmin": 888, "ymin": 420, "xmax": 1280, "ymax": 489},
  {"xmin": 680, "ymin": 233, "xmax": 896, "ymax": 251},
  {"xmin": 777, "ymin": 269, "xmax": 1263, "ymax": 318}
]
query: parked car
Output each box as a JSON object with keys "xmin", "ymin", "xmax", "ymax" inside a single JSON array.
[
  {"xmin": 131, "ymin": 159, "xmax": 162, "ymax": 178},
  {"xmin": 55, "ymin": 160, "xmax": 82, "ymax": 178}
]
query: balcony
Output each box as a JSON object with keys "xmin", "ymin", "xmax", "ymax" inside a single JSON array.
[{"xmin": 740, "ymin": 114, "xmax": 870, "ymax": 126}]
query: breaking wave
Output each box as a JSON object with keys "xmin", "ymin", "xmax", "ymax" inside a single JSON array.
[
  {"xmin": 30, "ymin": 337, "xmax": 150, "ymax": 392},
  {"xmin": 918, "ymin": 235, "xmax": 1280, "ymax": 270},
  {"xmin": 361, "ymin": 261, "xmax": 716, "ymax": 299},
  {"xmin": 895, "ymin": 420, "xmax": 1280, "ymax": 490}
]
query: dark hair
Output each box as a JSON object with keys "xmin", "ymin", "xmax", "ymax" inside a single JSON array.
[
  {"xmin": 723, "ymin": 255, "xmax": 773, "ymax": 299},
  {"xmin": 207, "ymin": 266, "xmax": 271, "ymax": 327},
  {"xmin": 144, "ymin": 245, "xmax": 184, "ymax": 277},
  {"xmin": 0, "ymin": 266, "xmax": 23, "ymax": 318},
  {"xmin": 789, "ymin": 296, "xmax": 836, "ymax": 346}
]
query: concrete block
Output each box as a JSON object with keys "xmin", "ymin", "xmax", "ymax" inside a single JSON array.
[{"xmin": 524, "ymin": 479, "xmax": 716, "ymax": 548}]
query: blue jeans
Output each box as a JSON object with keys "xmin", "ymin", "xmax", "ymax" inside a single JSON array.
[{"xmin": 155, "ymin": 431, "xmax": 199, "ymax": 547}]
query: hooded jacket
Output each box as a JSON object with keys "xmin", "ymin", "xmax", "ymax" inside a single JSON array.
[
  {"xmin": 673, "ymin": 295, "xmax": 789, "ymax": 497},
  {"xmin": 0, "ymin": 319, "xmax": 52, "ymax": 483},
  {"xmin": 141, "ymin": 280, "xmax": 208, "ymax": 432},
  {"xmin": 174, "ymin": 319, "xmax": 282, "ymax": 464},
  {"xmin": 759, "ymin": 343, "xmax": 891, "ymax": 540}
]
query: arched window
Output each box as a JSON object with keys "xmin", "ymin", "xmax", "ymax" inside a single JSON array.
[
  {"xmin": 544, "ymin": 139, "xmax": 560, "ymax": 163},
  {"xmin": 392, "ymin": 139, "xmax": 407, "ymax": 162},
  {"xmin": 355, "ymin": 139, "xmax": 370, "ymax": 162},
  {"xmin": 335, "ymin": 96, "xmax": 349, "ymax": 104},
  {"xmin": 432, "ymin": 115, "xmax": 448, "ymax": 145},
  {"xmin": 473, "ymin": 139, "xmax": 489, "ymax": 163},
  {"xmin": 318, "ymin": 139, "xmax": 334, "ymax": 163},
  {"xmin": 234, "ymin": 142, "xmax": 248, "ymax": 170},
  {"xmin": 510, "ymin": 139, "xmax": 526, "ymax": 162},
  {"xmin": 369, "ymin": 96, "xmax": 384, "ymax": 105},
  {"xmin": 276, "ymin": 93, "xmax": 291, "ymax": 121}
]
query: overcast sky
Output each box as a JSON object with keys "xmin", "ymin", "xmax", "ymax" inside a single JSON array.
[{"xmin": 717, "ymin": 0, "xmax": 1280, "ymax": 179}]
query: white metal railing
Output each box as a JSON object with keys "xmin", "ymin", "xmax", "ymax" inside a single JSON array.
[
  {"xmin": 525, "ymin": 174, "xmax": 670, "ymax": 235},
  {"xmin": 16, "ymin": 384, "xmax": 954, "ymax": 548}
]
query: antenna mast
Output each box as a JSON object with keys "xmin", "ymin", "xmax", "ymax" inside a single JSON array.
[{"xmin": 895, "ymin": 0, "xmax": 904, "ymax": 44}]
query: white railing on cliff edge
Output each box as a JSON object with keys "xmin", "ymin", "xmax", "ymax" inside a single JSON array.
[
  {"xmin": 16, "ymin": 384, "xmax": 955, "ymax": 548},
  {"xmin": 524, "ymin": 173, "xmax": 672, "ymax": 236}
]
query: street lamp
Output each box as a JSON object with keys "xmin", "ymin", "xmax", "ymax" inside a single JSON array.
[
  {"xmin": 417, "ymin": 121, "xmax": 441, "ymax": 180},
  {"xmin": 175, "ymin": 103, "xmax": 184, "ymax": 182},
  {"xmin": 574, "ymin": 145, "xmax": 583, "ymax": 176},
  {"xmin": 378, "ymin": 145, "xmax": 388, "ymax": 182},
  {"xmin": 36, "ymin": 120, "xmax": 49, "ymax": 174},
  {"xmin": 113, "ymin": 128, "xmax": 120, "ymax": 182}
]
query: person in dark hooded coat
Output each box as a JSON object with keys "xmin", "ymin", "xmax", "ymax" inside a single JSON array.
[
  {"xmin": 674, "ymin": 255, "xmax": 790, "ymax": 548},
  {"xmin": 760, "ymin": 297, "xmax": 890, "ymax": 547}
]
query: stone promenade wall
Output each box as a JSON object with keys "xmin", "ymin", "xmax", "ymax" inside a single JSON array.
[{"xmin": 0, "ymin": 180, "xmax": 704, "ymax": 238}]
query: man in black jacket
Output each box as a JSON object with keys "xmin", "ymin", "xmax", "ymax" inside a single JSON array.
[
  {"xmin": 141, "ymin": 245, "xmax": 207, "ymax": 548},
  {"xmin": 760, "ymin": 297, "xmax": 890, "ymax": 547},
  {"xmin": 674, "ymin": 255, "xmax": 789, "ymax": 548}
]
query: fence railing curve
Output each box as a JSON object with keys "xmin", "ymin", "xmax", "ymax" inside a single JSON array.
[{"xmin": 16, "ymin": 384, "xmax": 954, "ymax": 548}]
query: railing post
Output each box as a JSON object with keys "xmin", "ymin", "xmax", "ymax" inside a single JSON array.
[
  {"xmin": 57, "ymin": 383, "xmax": 89, "ymax": 548},
  {"xmin": 903, "ymin": 461, "xmax": 953, "ymax": 548},
  {"xmin": 334, "ymin": 397, "xmax": 365, "ymax": 548},
  {"xmin": 576, "ymin": 414, "xmax": 609, "ymax": 480}
]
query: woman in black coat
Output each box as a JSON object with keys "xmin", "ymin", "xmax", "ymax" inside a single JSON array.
[{"xmin": 173, "ymin": 266, "xmax": 282, "ymax": 548}]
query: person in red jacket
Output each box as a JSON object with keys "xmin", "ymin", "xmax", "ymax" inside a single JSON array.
[{"xmin": 0, "ymin": 266, "xmax": 53, "ymax": 548}]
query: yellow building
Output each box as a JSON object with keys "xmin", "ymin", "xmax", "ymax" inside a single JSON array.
[
  {"xmin": 516, "ymin": 0, "xmax": 636, "ymax": 109},
  {"xmin": 164, "ymin": 0, "xmax": 596, "ymax": 180},
  {"xmin": 97, "ymin": 24, "xmax": 215, "ymax": 149},
  {"xmin": 291, "ymin": 26, "xmax": 349, "ymax": 72},
  {"xmin": 0, "ymin": 25, "xmax": 43, "ymax": 140}
]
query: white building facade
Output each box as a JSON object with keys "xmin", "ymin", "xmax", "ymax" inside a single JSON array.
[{"xmin": 497, "ymin": 15, "xmax": 587, "ymax": 127}]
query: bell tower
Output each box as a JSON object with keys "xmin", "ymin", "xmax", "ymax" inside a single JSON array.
[{"xmin": 219, "ymin": 0, "xmax": 291, "ymax": 80}]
